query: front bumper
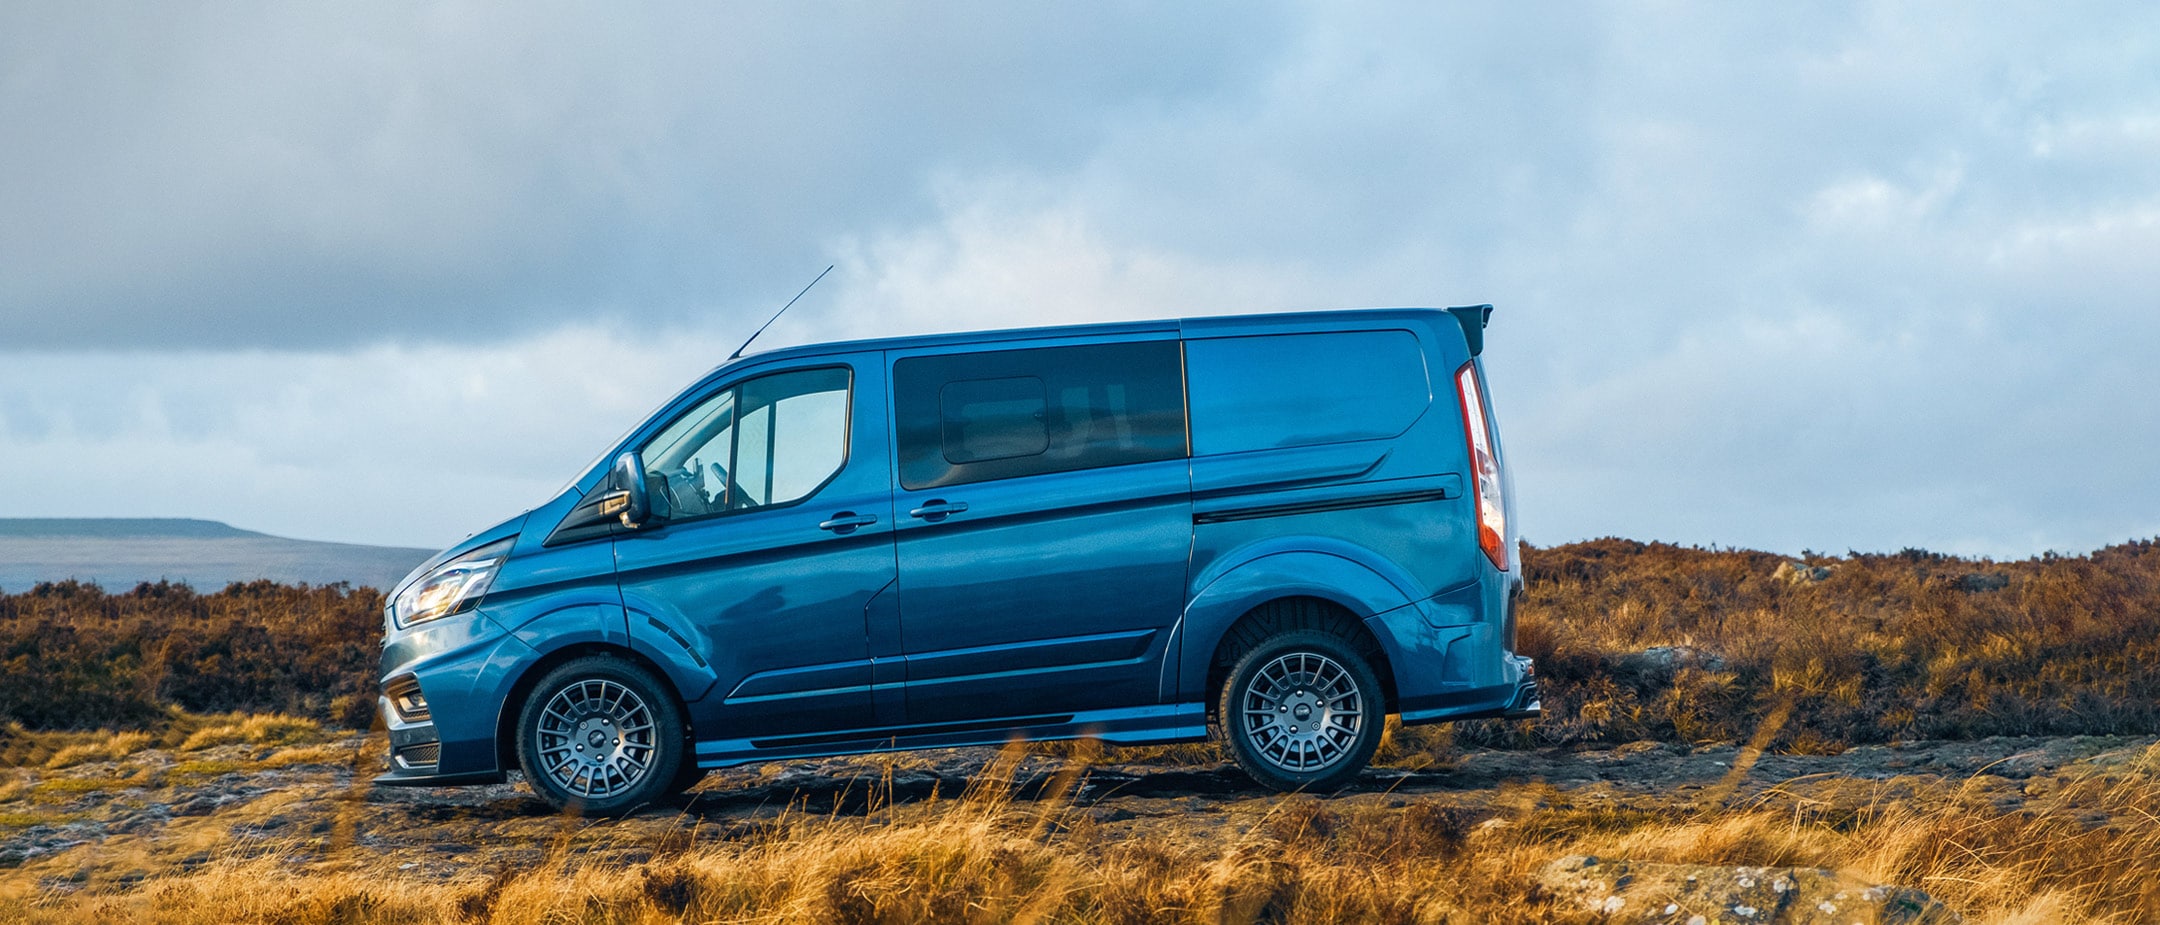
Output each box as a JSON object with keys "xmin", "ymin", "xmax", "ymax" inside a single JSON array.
[
  {"xmin": 371, "ymin": 609, "xmax": 529, "ymax": 787},
  {"xmin": 374, "ymin": 687, "xmax": 508, "ymax": 787}
]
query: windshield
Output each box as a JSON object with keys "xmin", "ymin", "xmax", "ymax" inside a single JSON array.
[{"xmin": 550, "ymin": 380, "xmax": 710, "ymax": 500}]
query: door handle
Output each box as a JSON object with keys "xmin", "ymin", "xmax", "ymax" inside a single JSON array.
[
  {"xmin": 818, "ymin": 512, "xmax": 879, "ymax": 534},
  {"xmin": 908, "ymin": 499, "xmax": 969, "ymax": 522}
]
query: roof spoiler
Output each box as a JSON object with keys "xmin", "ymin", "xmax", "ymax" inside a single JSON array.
[{"xmin": 1445, "ymin": 304, "xmax": 1493, "ymax": 357}]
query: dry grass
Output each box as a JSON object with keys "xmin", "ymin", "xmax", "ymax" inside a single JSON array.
[
  {"xmin": 178, "ymin": 715, "xmax": 326, "ymax": 751},
  {"xmin": 7, "ymin": 538, "xmax": 2160, "ymax": 758},
  {"xmin": 1475, "ymin": 537, "xmax": 2160, "ymax": 751},
  {"xmin": 254, "ymin": 743, "xmax": 362, "ymax": 769},
  {"xmin": 40, "ymin": 732, "xmax": 150, "ymax": 770},
  {"xmin": 6, "ymin": 742, "xmax": 2158, "ymax": 924},
  {"xmin": 7, "ymin": 540, "xmax": 2159, "ymax": 921},
  {"xmin": 1583, "ymin": 746, "xmax": 2160, "ymax": 922},
  {"xmin": 1, "ymin": 712, "xmax": 332, "ymax": 770}
]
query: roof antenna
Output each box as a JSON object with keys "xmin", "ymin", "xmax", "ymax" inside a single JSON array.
[{"xmin": 729, "ymin": 264, "xmax": 834, "ymax": 361}]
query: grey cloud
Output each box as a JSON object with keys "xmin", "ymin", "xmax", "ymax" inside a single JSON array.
[
  {"xmin": 0, "ymin": 1, "xmax": 1293, "ymax": 349},
  {"xmin": 794, "ymin": 2, "xmax": 2160, "ymax": 557},
  {"xmin": 2, "ymin": 3, "xmax": 2156, "ymax": 557}
]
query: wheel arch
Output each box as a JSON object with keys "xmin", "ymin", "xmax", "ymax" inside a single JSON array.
[
  {"xmin": 493, "ymin": 642, "xmax": 690, "ymax": 776},
  {"xmin": 1180, "ymin": 551, "xmax": 1420, "ymax": 712},
  {"xmin": 1201, "ymin": 596, "xmax": 1399, "ymax": 723}
]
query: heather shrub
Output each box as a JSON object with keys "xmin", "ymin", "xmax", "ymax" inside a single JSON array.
[
  {"xmin": 1464, "ymin": 537, "xmax": 2160, "ymax": 750},
  {"xmin": 5, "ymin": 539, "xmax": 2159, "ymax": 751},
  {"xmin": 0, "ymin": 580, "xmax": 381, "ymax": 731}
]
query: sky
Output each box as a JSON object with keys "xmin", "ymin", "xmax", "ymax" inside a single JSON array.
[{"xmin": 2, "ymin": 2, "xmax": 2156, "ymax": 558}]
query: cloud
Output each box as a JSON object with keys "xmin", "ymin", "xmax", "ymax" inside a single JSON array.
[
  {"xmin": 1, "ymin": 2, "xmax": 2156, "ymax": 556},
  {"xmin": 0, "ymin": 325, "xmax": 738, "ymax": 546},
  {"xmin": 0, "ymin": 1, "xmax": 1292, "ymax": 349}
]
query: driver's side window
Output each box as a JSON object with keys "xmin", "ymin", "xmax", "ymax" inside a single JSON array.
[{"xmin": 638, "ymin": 367, "xmax": 850, "ymax": 522}]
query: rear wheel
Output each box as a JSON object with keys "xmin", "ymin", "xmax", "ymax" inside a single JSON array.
[
  {"xmin": 515, "ymin": 656, "xmax": 686, "ymax": 815},
  {"xmin": 1218, "ymin": 630, "xmax": 1384, "ymax": 792}
]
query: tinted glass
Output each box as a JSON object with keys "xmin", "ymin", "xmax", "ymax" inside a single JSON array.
[
  {"xmin": 1185, "ymin": 330, "xmax": 1430, "ymax": 455},
  {"xmin": 639, "ymin": 366, "xmax": 850, "ymax": 520},
  {"xmin": 940, "ymin": 376, "xmax": 1049, "ymax": 464},
  {"xmin": 895, "ymin": 341, "xmax": 1185, "ymax": 490}
]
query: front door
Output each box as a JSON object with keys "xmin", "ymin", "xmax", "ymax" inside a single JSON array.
[
  {"xmin": 616, "ymin": 354, "xmax": 896, "ymax": 740},
  {"xmin": 889, "ymin": 339, "xmax": 1192, "ymax": 725}
]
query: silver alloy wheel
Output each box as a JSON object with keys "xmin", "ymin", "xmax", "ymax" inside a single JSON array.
[
  {"xmin": 534, "ymin": 678, "xmax": 658, "ymax": 800},
  {"xmin": 1239, "ymin": 650, "xmax": 1366, "ymax": 773}
]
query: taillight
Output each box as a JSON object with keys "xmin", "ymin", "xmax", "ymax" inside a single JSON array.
[{"xmin": 1456, "ymin": 362, "xmax": 1508, "ymax": 571}]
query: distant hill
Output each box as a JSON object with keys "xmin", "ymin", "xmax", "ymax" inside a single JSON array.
[{"xmin": 0, "ymin": 519, "xmax": 435, "ymax": 592}]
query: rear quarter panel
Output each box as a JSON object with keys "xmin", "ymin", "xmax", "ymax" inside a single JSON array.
[{"xmin": 1174, "ymin": 310, "xmax": 1493, "ymax": 706}]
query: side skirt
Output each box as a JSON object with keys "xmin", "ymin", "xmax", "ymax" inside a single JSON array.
[{"xmin": 690, "ymin": 703, "xmax": 1210, "ymax": 768}]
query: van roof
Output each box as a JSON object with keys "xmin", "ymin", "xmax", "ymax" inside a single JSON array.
[{"xmin": 724, "ymin": 306, "xmax": 1463, "ymax": 372}]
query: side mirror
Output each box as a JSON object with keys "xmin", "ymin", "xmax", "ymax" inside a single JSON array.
[{"xmin": 598, "ymin": 451, "xmax": 651, "ymax": 529}]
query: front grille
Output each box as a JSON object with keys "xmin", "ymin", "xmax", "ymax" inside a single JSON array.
[{"xmin": 394, "ymin": 742, "xmax": 440, "ymax": 770}]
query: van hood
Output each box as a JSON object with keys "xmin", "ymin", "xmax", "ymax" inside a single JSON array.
[{"xmin": 391, "ymin": 511, "xmax": 530, "ymax": 598}]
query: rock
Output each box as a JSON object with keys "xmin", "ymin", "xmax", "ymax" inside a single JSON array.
[
  {"xmin": 1613, "ymin": 646, "xmax": 1729, "ymax": 682},
  {"xmin": 1537, "ymin": 855, "xmax": 1958, "ymax": 924},
  {"xmin": 1956, "ymin": 573, "xmax": 2008, "ymax": 593},
  {"xmin": 172, "ymin": 796, "xmax": 225, "ymax": 817},
  {"xmin": 1773, "ymin": 561, "xmax": 1834, "ymax": 585}
]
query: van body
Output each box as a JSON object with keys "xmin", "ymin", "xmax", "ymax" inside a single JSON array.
[{"xmin": 377, "ymin": 306, "xmax": 1537, "ymax": 811}]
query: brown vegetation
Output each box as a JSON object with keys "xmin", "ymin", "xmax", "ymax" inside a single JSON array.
[
  {"xmin": 3, "ymin": 734, "xmax": 2157, "ymax": 924},
  {"xmin": 0, "ymin": 580, "xmax": 380, "ymax": 731},
  {"xmin": 9, "ymin": 538, "xmax": 2159, "ymax": 758},
  {"xmin": 1489, "ymin": 538, "xmax": 2160, "ymax": 751},
  {"xmin": 5, "ymin": 539, "xmax": 2159, "ymax": 921}
]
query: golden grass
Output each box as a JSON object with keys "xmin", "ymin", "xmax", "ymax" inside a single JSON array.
[
  {"xmin": 178, "ymin": 715, "xmax": 326, "ymax": 751},
  {"xmin": 3, "ymin": 712, "xmax": 336, "ymax": 770},
  {"xmin": 41, "ymin": 732, "xmax": 151, "ymax": 770},
  {"xmin": 0, "ymin": 810, "xmax": 81, "ymax": 828},
  {"xmin": 168, "ymin": 759, "xmax": 247, "ymax": 778},
  {"xmin": 253, "ymin": 743, "xmax": 361, "ymax": 770},
  {"xmin": 6, "ymin": 540, "xmax": 2160, "ymax": 921},
  {"xmin": 4, "ymin": 743, "xmax": 2155, "ymax": 924}
]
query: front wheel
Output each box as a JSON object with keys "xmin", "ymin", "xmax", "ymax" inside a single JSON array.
[
  {"xmin": 515, "ymin": 656, "xmax": 687, "ymax": 815},
  {"xmin": 1218, "ymin": 630, "xmax": 1384, "ymax": 792}
]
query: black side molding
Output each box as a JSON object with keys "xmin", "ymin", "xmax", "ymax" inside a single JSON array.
[
  {"xmin": 1194, "ymin": 487, "xmax": 1456, "ymax": 525},
  {"xmin": 1446, "ymin": 304, "xmax": 1493, "ymax": 357}
]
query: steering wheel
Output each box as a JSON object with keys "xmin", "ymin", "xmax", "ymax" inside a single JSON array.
[{"xmin": 709, "ymin": 462, "xmax": 752, "ymax": 510}]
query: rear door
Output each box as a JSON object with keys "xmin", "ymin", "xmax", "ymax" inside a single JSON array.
[{"xmin": 888, "ymin": 338, "xmax": 1192, "ymax": 724}]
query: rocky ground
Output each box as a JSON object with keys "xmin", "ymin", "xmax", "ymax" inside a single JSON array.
[{"xmin": 5, "ymin": 731, "xmax": 2154, "ymax": 910}]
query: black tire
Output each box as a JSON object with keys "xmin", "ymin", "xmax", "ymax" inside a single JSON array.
[
  {"xmin": 1217, "ymin": 630, "xmax": 1384, "ymax": 792},
  {"xmin": 515, "ymin": 656, "xmax": 687, "ymax": 815}
]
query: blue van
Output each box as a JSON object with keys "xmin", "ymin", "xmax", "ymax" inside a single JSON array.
[{"xmin": 377, "ymin": 306, "xmax": 1536, "ymax": 813}]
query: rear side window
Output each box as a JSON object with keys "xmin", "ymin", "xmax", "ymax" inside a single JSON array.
[
  {"xmin": 940, "ymin": 376, "xmax": 1050, "ymax": 463},
  {"xmin": 1186, "ymin": 330, "xmax": 1430, "ymax": 455},
  {"xmin": 895, "ymin": 341, "xmax": 1186, "ymax": 490}
]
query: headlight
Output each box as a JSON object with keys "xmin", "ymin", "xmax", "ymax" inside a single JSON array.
[{"xmin": 393, "ymin": 538, "xmax": 513, "ymax": 628}]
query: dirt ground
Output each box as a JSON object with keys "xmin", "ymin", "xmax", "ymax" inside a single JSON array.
[{"xmin": 6, "ymin": 731, "xmax": 2153, "ymax": 898}]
